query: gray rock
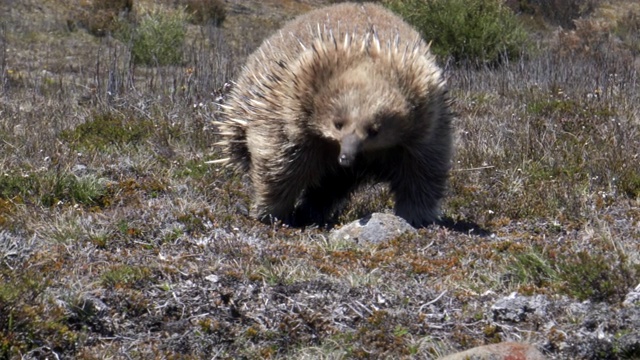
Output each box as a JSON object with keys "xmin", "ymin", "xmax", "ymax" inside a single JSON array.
[
  {"xmin": 566, "ymin": 304, "xmax": 640, "ymax": 358},
  {"xmin": 330, "ymin": 213, "xmax": 417, "ymax": 244},
  {"xmin": 71, "ymin": 164, "xmax": 88, "ymax": 175},
  {"xmin": 623, "ymin": 283, "xmax": 640, "ymax": 307},
  {"xmin": 76, "ymin": 294, "xmax": 109, "ymax": 317},
  {"xmin": 491, "ymin": 293, "xmax": 549, "ymax": 322},
  {"xmin": 438, "ymin": 342, "xmax": 547, "ymax": 360}
]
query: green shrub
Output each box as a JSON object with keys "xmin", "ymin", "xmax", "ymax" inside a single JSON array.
[
  {"xmin": 508, "ymin": 250, "xmax": 559, "ymax": 288},
  {"xmin": 558, "ymin": 251, "xmax": 639, "ymax": 303},
  {"xmin": 0, "ymin": 268, "xmax": 76, "ymax": 358},
  {"xmin": 386, "ymin": 0, "xmax": 529, "ymax": 66},
  {"xmin": 182, "ymin": 0, "xmax": 226, "ymax": 26},
  {"xmin": 119, "ymin": 7, "xmax": 188, "ymax": 66},
  {"xmin": 507, "ymin": 248, "xmax": 639, "ymax": 303},
  {"xmin": 60, "ymin": 111, "xmax": 155, "ymax": 151},
  {"xmin": 0, "ymin": 171, "xmax": 108, "ymax": 208},
  {"xmin": 101, "ymin": 265, "xmax": 151, "ymax": 289},
  {"xmin": 619, "ymin": 171, "xmax": 640, "ymax": 199}
]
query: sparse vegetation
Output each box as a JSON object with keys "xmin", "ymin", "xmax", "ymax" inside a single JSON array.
[
  {"xmin": 77, "ymin": 0, "xmax": 134, "ymax": 36},
  {"xmin": 614, "ymin": 9, "xmax": 640, "ymax": 54},
  {"xmin": 506, "ymin": 0, "xmax": 602, "ymax": 29},
  {"xmin": 182, "ymin": 0, "xmax": 226, "ymax": 26},
  {"xmin": 0, "ymin": 0, "xmax": 638, "ymax": 358},
  {"xmin": 0, "ymin": 266, "xmax": 77, "ymax": 359}
]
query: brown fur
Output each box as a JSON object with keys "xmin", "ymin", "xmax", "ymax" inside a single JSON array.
[{"xmin": 216, "ymin": 2, "xmax": 453, "ymax": 227}]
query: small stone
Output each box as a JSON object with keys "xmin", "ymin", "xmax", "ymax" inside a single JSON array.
[
  {"xmin": 71, "ymin": 164, "xmax": 88, "ymax": 175},
  {"xmin": 330, "ymin": 213, "xmax": 417, "ymax": 244},
  {"xmin": 623, "ymin": 283, "xmax": 640, "ymax": 307},
  {"xmin": 205, "ymin": 274, "xmax": 219, "ymax": 283}
]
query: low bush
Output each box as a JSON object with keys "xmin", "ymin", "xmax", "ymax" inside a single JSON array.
[
  {"xmin": 61, "ymin": 112, "xmax": 156, "ymax": 151},
  {"xmin": 117, "ymin": 7, "xmax": 188, "ymax": 66},
  {"xmin": 386, "ymin": 0, "xmax": 529, "ymax": 66}
]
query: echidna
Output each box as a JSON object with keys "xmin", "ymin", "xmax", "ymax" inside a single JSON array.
[{"xmin": 215, "ymin": 2, "xmax": 453, "ymax": 227}]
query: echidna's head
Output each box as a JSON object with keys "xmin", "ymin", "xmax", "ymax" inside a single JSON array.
[{"xmin": 312, "ymin": 62, "xmax": 413, "ymax": 167}]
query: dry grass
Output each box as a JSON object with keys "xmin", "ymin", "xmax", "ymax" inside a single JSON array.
[{"xmin": 0, "ymin": 0, "xmax": 639, "ymax": 359}]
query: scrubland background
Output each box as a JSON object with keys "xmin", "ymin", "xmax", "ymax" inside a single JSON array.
[{"xmin": 0, "ymin": 0, "xmax": 639, "ymax": 358}]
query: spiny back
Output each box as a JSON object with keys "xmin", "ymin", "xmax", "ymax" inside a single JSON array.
[
  {"xmin": 243, "ymin": 3, "xmax": 426, "ymax": 72},
  {"xmin": 218, "ymin": 3, "xmax": 443, "ymax": 172}
]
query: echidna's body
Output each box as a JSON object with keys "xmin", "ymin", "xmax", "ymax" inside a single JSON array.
[{"xmin": 217, "ymin": 2, "xmax": 453, "ymax": 227}]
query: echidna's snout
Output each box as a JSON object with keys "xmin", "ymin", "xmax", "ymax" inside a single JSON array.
[{"xmin": 338, "ymin": 133, "xmax": 360, "ymax": 167}]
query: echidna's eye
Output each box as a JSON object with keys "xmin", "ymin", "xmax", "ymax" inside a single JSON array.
[
  {"xmin": 334, "ymin": 121, "xmax": 344, "ymax": 130},
  {"xmin": 367, "ymin": 126, "xmax": 379, "ymax": 138}
]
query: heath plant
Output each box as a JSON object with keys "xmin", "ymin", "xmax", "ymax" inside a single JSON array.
[
  {"xmin": 116, "ymin": 6, "xmax": 189, "ymax": 66},
  {"xmin": 386, "ymin": 0, "xmax": 529, "ymax": 66}
]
